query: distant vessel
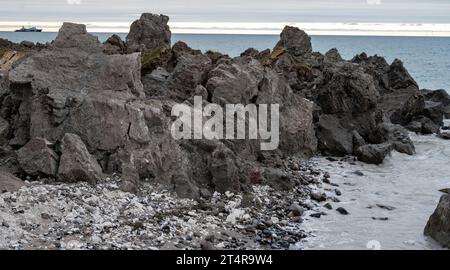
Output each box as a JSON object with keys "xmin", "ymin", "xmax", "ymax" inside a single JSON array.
[{"xmin": 14, "ymin": 26, "xmax": 42, "ymax": 32}]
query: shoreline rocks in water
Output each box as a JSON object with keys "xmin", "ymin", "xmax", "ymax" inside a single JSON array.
[
  {"xmin": 1, "ymin": 12, "xmax": 449, "ymax": 250},
  {"xmin": 425, "ymin": 193, "xmax": 450, "ymax": 248}
]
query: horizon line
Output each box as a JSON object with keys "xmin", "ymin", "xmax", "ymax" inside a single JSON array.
[{"xmin": 2, "ymin": 21, "xmax": 450, "ymax": 37}]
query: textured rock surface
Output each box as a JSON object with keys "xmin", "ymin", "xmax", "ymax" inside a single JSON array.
[
  {"xmin": 8, "ymin": 22, "xmax": 145, "ymax": 150},
  {"xmin": 388, "ymin": 59, "xmax": 418, "ymax": 90},
  {"xmin": 425, "ymin": 194, "xmax": 450, "ymax": 248},
  {"xmin": 0, "ymin": 117, "xmax": 10, "ymax": 145},
  {"xmin": 317, "ymin": 114, "xmax": 354, "ymax": 156},
  {"xmin": 17, "ymin": 137, "xmax": 59, "ymax": 177},
  {"xmin": 0, "ymin": 170, "xmax": 25, "ymax": 193},
  {"xmin": 126, "ymin": 13, "xmax": 171, "ymax": 52},
  {"xmin": 57, "ymin": 133, "xmax": 103, "ymax": 184},
  {"xmin": 274, "ymin": 26, "xmax": 312, "ymax": 57},
  {"xmin": 355, "ymin": 143, "xmax": 393, "ymax": 165},
  {"xmin": 102, "ymin": 34, "xmax": 127, "ymax": 55}
]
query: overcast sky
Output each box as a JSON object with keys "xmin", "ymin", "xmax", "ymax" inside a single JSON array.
[{"xmin": 1, "ymin": 0, "xmax": 450, "ymax": 23}]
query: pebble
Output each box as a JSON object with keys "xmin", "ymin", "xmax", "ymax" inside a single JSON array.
[
  {"xmin": 376, "ymin": 204, "xmax": 396, "ymax": 211},
  {"xmin": 290, "ymin": 216, "xmax": 303, "ymax": 223},
  {"xmin": 336, "ymin": 207, "xmax": 350, "ymax": 215},
  {"xmin": 372, "ymin": 217, "xmax": 389, "ymax": 221},
  {"xmin": 310, "ymin": 192, "xmax": 327, "ymax": 202},
  {"xmin": 200, "ymin": 240, "xmax": 215, "ymax": 250},
  {"xmin": 289, "ymin": 203, "xmax": 305, "ymax": 217}
]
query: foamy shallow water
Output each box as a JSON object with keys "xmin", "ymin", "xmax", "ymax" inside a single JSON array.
[{"xmin": 299, "ymin": 130, "xmax": 450, "ymax": 250}]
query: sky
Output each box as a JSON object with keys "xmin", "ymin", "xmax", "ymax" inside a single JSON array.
[{"xmin": 1, "ymin": 0, "xmax": 450, "ymax": 35}]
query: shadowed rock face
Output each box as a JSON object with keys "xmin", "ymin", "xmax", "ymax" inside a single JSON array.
[
  {"xmin": 388, "ymin": 59, "xmax": 419, "ymax": 90},
  {"xmin": 57, "ymin": 133, "xmax": 103, "ymax": 185},
  {"xmin": 425, "ymin": 194, "xmax": 450, "ymax": 248},
  {"xmin": 17, "ymin": 137, "xmax": 59, "ymax": 177},
  {"xmin": 0, "ymin": 170, "xmax": 25, "ymax": 193}
]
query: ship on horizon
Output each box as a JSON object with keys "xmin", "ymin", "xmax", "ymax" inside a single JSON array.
[{"xmin": 14, "ymin": 26, "xmax": 42, "ymax": 32}]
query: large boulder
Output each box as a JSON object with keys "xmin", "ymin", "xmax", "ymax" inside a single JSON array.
[
  {"xmin": 355, "ymin": 143, "xmax": 393, "ymax": 165},
  {"xmin": 425, "ymin": 193, "xmax": 450, "ymax": 248},
  {"xmin": 274, "ymin": 26, "xmax": 312, "ymax": 57},
  {"xmin": 388, "ymin": 59, "xmax": 418, "ymax": 90},
  {"xmin": 8, "ymin": 22, "xmax": 145, "ymax": 150},
  {"xmin": 373, "ymin": 123, "xmax": 415, "ymax": 155},
  {"xmin": 317, "ymin": 62, "xmax": 379, "ymax": 114},
  {"xmin": 0, "ymin": 170, "xmax": 25, "ymax": 193},
  {"xmin": 102, "ymin": 34, "xmax": 127, "ymax": 55},
  {"xmin": 52, "ymin": 23, "xmax": 101, "ymax": 53},
  {"xmin": 376, "ymin": 60, "xmax": 424, "ymax": 131},
  {"xmin": 17, "ymin": 137, "xmax": 59, "ymax": 177},
  {"xmin": 57, "ymin": 133, "xmax": 103, "ymax": 184},
  {"xmin": 209, "ymin": 146, "xmax": 239, "ymax": 193},
  {"xmin": 316, "ymin": 114, "xmax": 354, "ymax": 156},
  {"xmin": 167, "ymin": 53, "xmax": 212, "ymax": 101},
  {"xmin": 206, "ymin": 56, "xmax": 317, "ymax": 156},
  {"xmin": 207, "ymin": 57, "xmax": 263, "ymax": 106},
  {"xmin": 126, "ymin": 13, "xmax": 171, "ymax": 52},
  {"xmin": 352, "ymin": 53, "xmax": 391, "ymax": 93},
  {"xmin": 422, "ymin": 89, "xmax": 450, "ymax": 119}
]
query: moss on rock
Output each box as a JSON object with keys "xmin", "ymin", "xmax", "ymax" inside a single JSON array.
[
  {"xmin": 260, "ymin": 47, "xmax": 286, "ymax": 66},
  {"xmin": 0, "ymin": 47, "xmax": 9, "ymax": 59},
  {"xmin": 141, "ymin": 48, "xmax": 163, "ymax": 66}
]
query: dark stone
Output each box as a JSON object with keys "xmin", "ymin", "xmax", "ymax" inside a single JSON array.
[
  {"xmin": 274, "ymin": 26, "xmax": 312, "ymax": 57},
  {"xmin": 126, "ymin": 13, "xmax": 171, "ymax": 52},
  {"xmin": 17, "ymin": 137, "xmax": 59, "ymax": 177},
  {"xmin": 424, "ymin": 194, "xmax": 450, "ymax": 248},
  {"xmin": 355, "ymin": 143, "xmax": 393, "ymax": 165},
  {"xmin": 336, "ymin": 207, "xmax": 350, "ymax": 215},
  {"xmin": 388, "ymin": 59, "xmax": 418, "ymax": 90},
  {"xmin": 289, "ymin": 203, "xmax": 305, "ymax": 217},
  {"xmin": 376, "ymin": 204, "xmax": 396, "ymax": 211},
  {"xmin": 310, "ymin": 192, "xmax": 327, "ymax": 202},
  {"xmin": 372, "ymin": 217, "xmax": 389, "ymax": 221},
  {"xmin": 317, "ymin": 114, "xmax": 353, "ymax": 156}
]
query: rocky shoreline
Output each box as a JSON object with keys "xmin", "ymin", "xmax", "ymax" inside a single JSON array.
[
  {"xmin": 1, "ymin": 13, "xmax": 450, "ymax": 249},
  {"xmin": 1, "ymin": 159, "xmax": 344, "ymax": 250}
]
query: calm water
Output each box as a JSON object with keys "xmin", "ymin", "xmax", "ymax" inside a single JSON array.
[{"xmin": 1, "ymin": 32, "xmax": 449, "ymax": 91}]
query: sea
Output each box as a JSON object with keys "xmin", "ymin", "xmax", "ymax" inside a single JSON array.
[
  {"xmin": 1, "ymin": 31, "xmax": 450, "ymax": 250},
  {"xmin": 0, "ymin": 32, "xmax": 449, "ymax": 91}
]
